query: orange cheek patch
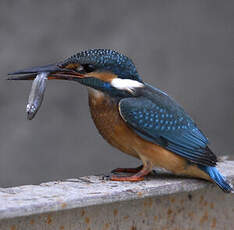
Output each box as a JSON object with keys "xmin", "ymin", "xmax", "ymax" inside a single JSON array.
[
  {"xmin": 84, "ymin": 71, "xmax": 117, "ymax": 83},
  {"xmin": 64, "ymin": 63, "xmax": 80, "ymax": 69}
]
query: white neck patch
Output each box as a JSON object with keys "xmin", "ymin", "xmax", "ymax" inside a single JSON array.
[{"xmin": 111, "ymin": 78, "xmax": 144, "ymax": 94}]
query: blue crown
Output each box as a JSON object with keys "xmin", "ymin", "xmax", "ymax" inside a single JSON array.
[{"xmin": 62, "ymin": 49, "xmax": 142, "ymax": 82}]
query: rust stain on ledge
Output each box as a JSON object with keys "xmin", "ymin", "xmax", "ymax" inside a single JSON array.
[
  {"xmin": 85, "ymin": 217, "xmax": 90, "ymax": 224},
  {"xmin": 46, "ymin": 215, "xmax": 52, "ymax": 224}
]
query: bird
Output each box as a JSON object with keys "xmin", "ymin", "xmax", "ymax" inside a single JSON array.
[{"xmin": 8, "ymin": 48, "xmax": 232, "ymax": 193}]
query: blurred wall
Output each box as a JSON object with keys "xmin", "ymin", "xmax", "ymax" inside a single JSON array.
[{"xmin": 0, "ymin": 0, "xmax": 233, "ymax": 187}]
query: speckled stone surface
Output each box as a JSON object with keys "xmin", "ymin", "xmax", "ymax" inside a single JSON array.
[{"xmin": 0, "ymin": 161, "xmax": 233, "ymax": 229}]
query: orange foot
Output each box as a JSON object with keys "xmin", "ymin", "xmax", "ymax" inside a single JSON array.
[
  {"xmin": 110, "ymin": 162, "xmax": 152, "ymax": 182},
  {"xmin": 110, "ymin": 175, "xmax": 145, "ymax": 182}
]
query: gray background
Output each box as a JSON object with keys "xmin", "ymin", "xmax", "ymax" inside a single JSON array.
[{"xmin": 0, "ymin": 0, "xmax": 233, "ymax": 187}]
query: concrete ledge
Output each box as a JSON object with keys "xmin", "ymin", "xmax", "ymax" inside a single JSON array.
[{"xmin": 0, "ymin": 161, "xmax": 233, "ymax": 230}]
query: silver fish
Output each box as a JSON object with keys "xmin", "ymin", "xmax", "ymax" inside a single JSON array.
[{"xmin": 26, "ymin": 72, "xmax": 49, "ymax": 120}]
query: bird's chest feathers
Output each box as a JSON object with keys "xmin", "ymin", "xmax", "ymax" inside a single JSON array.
[
  {"xmin": 88, "ymin": 89, "xmax": 121, "ymax": 138},
  {"xmin": 88, "ymin": 89, "xmax": 138, "ymax": 156}
]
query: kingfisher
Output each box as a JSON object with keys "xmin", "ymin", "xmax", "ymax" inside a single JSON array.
[{"xmin": 8, "ymin": 49, "xmax": 232, "ymax": 192}]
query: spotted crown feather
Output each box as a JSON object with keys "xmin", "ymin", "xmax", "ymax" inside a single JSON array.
[{"xmin": 60, "ymin": 49, "xmax": 142, "ymax": 82}]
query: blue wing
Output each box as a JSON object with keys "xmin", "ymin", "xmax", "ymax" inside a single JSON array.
[{"xmin": 119, "ymin": 84, "xmax": 217, "ymax": 166}]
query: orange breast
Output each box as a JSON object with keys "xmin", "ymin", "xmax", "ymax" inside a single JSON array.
[
  {"xmin": 88, "ymin": 89, "xmax": 210, "ymax": 181},
  {"xmin": 88, "ymin": 89, "xmax": 140, "ymax": 158}
]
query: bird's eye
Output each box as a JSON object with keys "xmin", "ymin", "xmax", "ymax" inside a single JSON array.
[
  {"xmin": 75, "ymin": 64, "xmax": 96, "ymax": 74},
  {"xmin": 76, "ymin": 65, "xmax": 84, "ymax": 72},
  {"xmin": 62, "ymin": 63, "xmax": 96, "ymax": 74},
  {"xmin": 82, "ymin": 64, "xmax": 96, "ymax": 73}
]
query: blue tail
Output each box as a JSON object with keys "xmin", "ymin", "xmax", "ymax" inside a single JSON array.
[{"xmin": 199, "ymin": 165, "xmax": 233, "ymax": 193}]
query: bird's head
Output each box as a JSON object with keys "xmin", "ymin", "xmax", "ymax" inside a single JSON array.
[{"xmin": 8, "ymin": 49, "xmax": 145, "ymax": 97}]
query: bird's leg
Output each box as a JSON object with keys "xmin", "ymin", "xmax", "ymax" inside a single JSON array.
[
  {"xmin": 110, "ymin": 161, "xmax": 152, "ymax": 182},
  {"xmin": 111, "ymin": 165, "xmax": 143, "ymax": 174}
]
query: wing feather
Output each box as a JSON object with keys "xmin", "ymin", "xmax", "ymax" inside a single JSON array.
[{"xmin": 119, "ymin": 84, "xmax": 217, "ymax": 166}]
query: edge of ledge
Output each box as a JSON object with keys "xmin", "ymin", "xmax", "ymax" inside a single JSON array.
[{"xmin": 0, "ymin": 161, "xmax": 233, "ymax": 220}]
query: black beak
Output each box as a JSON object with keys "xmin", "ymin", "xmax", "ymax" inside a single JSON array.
[{"xmin": 7, "ymin": 63, "xmax": 84, "ymax": 81}]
